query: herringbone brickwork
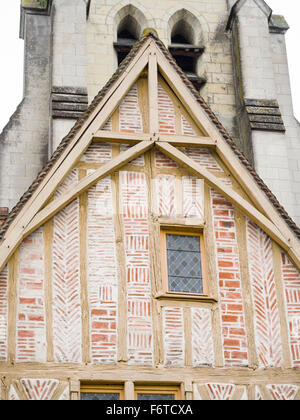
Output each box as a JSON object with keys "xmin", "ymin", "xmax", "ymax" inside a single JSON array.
[
  {"xmin": 52, "ymin": 170, "xmax": 82, "ymax": 363},
  {"xmin": 182, "ymin": 176, "xmax": 204, "ymax": 219},
  {"xmin": 247, "ymin": 220, "xmax": 283, "ymax": 367},
  {"xmin": 192, "ymin": 308, "xmax": 214, "ymax": 366},
  {"xmin": 266, "ymin": 384, "xmax": 299, "ymax": 400},
  {"xmin": 21, "ymin": 379, "xmax": 59, "ymax": 400},
  {"xmin": 281, "ymin": 252, "xmax": 300, "ymax": 367},
  {"xmin": 155, "ymin": 174, "xmax": 176, "ymax": 217}
]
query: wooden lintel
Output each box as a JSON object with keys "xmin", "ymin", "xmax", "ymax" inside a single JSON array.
[
  {"xmin": 155, "ymin": 141, "xmax": 300, "ymax": 269},
  {"xmin": 159, "ymin": 135, "xmax": 216, "ymax": 148},
  {"xmin": 93, "ymin": 130, "xmax": 151, "ymax": 144}
]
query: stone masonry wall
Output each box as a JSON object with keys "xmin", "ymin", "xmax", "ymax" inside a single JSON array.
[{"xmin": 87, "ymin": 0, "xmax": 238, "ymax": 138}]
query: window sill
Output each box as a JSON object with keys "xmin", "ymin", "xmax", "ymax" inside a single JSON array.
[{"xmin": 155, "ymin": 292, "xmax": 218, "ymax": 303}]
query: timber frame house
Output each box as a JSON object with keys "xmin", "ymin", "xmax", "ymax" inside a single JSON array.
[{"xmin": 0, "ymin": 32, "xmax": 300, "ymax": 400}]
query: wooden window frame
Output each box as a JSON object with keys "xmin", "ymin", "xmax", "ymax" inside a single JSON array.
[
  {"xmin": 159, "ymin": 227, "xmax": 210, "ymax": 301},
  {"xmin": 80, "ymin": 384, "xmax": 125, "ymax": 400},
  {"xmin": 134, "ymin": 385, "xmax": 181, "ymax": 400}
]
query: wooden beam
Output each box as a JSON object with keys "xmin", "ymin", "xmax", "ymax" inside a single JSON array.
[
  {"xmin": 148, "ymin": 48, "xmax": 159, "ymax": 133},
  {"xmin": 159, "ymin": 135, "xmax": 215, "ymax": 148},
  {"xmin": 0, "ymin": 140, "xmax": 155, "ymax": 273},
  {"xmin": 7, "ymin": 250, "xmax": 18, "ymax": 365},
  {"xmin": 93, "ymin": 130, "xmax": 151, "ymax": 144},
  {"xmin": 155, "ymin": 141, "xmax": 300, "ymax": 269}
]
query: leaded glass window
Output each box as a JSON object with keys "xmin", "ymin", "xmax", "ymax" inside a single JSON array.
[
  {"xmin": 81, "ymin": 393, "xmax": 120, "ymax": 400},
  {"xmin": 166, "ymin": 233, "xmax": 203, "ymax": 294}
]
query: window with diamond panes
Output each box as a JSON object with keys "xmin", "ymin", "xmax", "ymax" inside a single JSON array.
[{"xmin": 165, "ymin": 233, "xmax": 204, "ymax": 294}]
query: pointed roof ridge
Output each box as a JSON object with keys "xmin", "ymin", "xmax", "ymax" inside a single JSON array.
[{"xmin": 0, "ymin": 31, "xmax": 299, "ymax": 243}]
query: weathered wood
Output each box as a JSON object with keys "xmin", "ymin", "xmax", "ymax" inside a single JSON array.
[
  {"xmin": 184, "ymin": 307, "xmax": 192, "ymax": 367},
  {"xmin": 43, "ymin": 220, "xmax": 54, "ymax": 362},
  {"xmin": 160, "ymin": 135, "xmax": 215, "ymax": 148},
  {"xmin": 234, "ymin": 210, "xmax": 258, "ymax": 368},
  {"xmin": 78, "ymin": 169, "xmax": 90, "ymax": 364},
  {"xmin": 93, "ymin": 130, "xmax": 151, "ymax": 144},
  {"xmin": 112, "ymin": 171, "xmax": 128, "ymax": 363},
  {"xmin": 272, "ymin": 241, "xmax": 293, "ymax": 368},
  {"xmin": 7, "ymin": 251, "xmax": 18, "ymax": 365},
  {"xmin": 204, "ymin": 184, "xmax": 223, "ymax": 367},
  {"xmin": 148, "ymin": 49, "xmax": 159, "ymax": 133}
]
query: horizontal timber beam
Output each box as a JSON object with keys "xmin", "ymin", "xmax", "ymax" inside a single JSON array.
[
  {"xmin": 159, "ymin": 135, "xmax": 215, "ymax": 148},
  {"xmin": 93, "ymin": 131, "xmax": 215, "ymax": 148},
  {"xmin": 93, "ymin": 130, "xmax": 151, "ymax": 144},
  {"xmin": 156, "ymin": 141, "xmax": 300, "ymax": 270}
]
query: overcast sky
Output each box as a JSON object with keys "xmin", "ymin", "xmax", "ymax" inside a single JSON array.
[{"xmin": 0, "ymin": 0, "xmax": 299, "ymax": 133}]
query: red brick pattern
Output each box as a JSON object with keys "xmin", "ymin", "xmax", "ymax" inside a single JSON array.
[
  {"xmin": 181, "ymin": 115, "xmax": 197, "ymax": 136},
  {"xmin": 154, "ymin": 149, "xmax": 178, "ymax": 168},
  {"xmin": 205, "ymin": 383, "xmax": 236, "ymax": 400},
  {"xmin": 52, "ymin": 170, "xmax": 82, "ymax": 363},
  {"xmin": 192, "ymin": 308, "xmax": 214, "ymax": 367},
  {"xmin": 81, "ymin": 142, "xmax": 112, "ymax": 163},
  {"xmin": 281, "ymin": 253, "xmax": 300, "ymax": 367},
  {"xmin": 16, "ymin": 228, "xmax": 46, "ymax": 362},
  {"xmin": 266, "ymin": 384, "xmax": 299, "ymax": 400},
  {"xmin": 158, "ymin": 83, "xmax": 176, "ymax": 135},
  {"xmin": 119, "ymin": 83, "xmax": 143, "ymax": 133},
  {"xmin": 247, "ymin": 220, "xmax": 283, "ymax": 367},
  {"xmin": 185, "ymin": 148, "xmax": 222, "ymax": 172},
  {"xmin": 211, "ymin": 189, "xmax": 248, "ymax": 366},
  {"xmin": 21, "ymin": 379, "xmax": 59, "ymax": 400},
  {"xmin": 182, "ymin": 176, "xmax": 204, "ymax": 219},
  {"xmin": 155, "ymin": 174, "xmax": 176, "ymax": 217},
  {"xmin": 102, "ymin": 117, "xmax": 112, "ymax": 131},
  {"xmin": 0, "ymin": 264, "xmax": 8, "ymax": 361},
  {"xmin": 120, "ymin": 171, "xmax": 153, "ymax": 365},
  {"xmin": 87, "ymin": 174, "xmax": 118, "ymax": 364},
  {"xmin": 194, "ymin": 383, "xmax": 248, "ymax": 400},
  {"xmin": 163, "ymin": 307, "xmax": 185, "ymax": 367}
]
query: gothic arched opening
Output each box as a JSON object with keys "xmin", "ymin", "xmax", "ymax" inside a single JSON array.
[
  {"xmin": 168, "ymin": 10, "xmax": 206, "ymax": 90},
  {"xmin": 114, "ymin": 11, "xmax": 144, "ymax": 66}
]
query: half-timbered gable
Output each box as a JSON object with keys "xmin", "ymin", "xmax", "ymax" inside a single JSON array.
[{"xmin": 0, "ymin": 32, "xmax": 300, "ymax": 400}]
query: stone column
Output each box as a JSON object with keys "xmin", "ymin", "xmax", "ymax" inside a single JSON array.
[
  {"xmin": 0, "ymin": 0, "xmax": 53, "ymax": 210},
  {"xmin": 228, "ymin": 0, "xmax": 296, "ymax": 221},
  {"xmin": 50, "ymin": 0, "xmax": 88, "ymax": 154}
]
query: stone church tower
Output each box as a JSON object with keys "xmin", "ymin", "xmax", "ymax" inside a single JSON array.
[{"xmin": 0, "ymin": 0, "xmax": 299, "ymax": 401}]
